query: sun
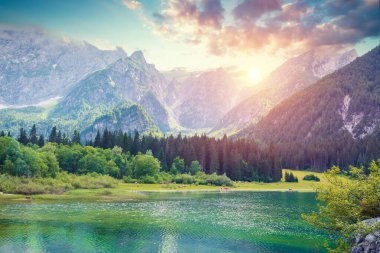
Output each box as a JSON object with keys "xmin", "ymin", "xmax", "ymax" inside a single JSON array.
[{"xmin": 249, "ymin": 68, "xmax": 261, "ymax": 83}]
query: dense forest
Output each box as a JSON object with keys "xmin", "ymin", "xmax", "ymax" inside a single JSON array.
[
  {"xmin": 3, "ymin": 123, "xmax": 378, "ymax": 183},
  {"xmin": 0, "ymin": 125, "xmax": 282, "ymax": 183},
  {"xmin": 245, "ymin": 46, "xmax": 380, "ymax": 171}
]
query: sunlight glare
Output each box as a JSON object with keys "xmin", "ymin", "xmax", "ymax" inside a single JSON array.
[{"xmin": 249, "ymin": 68, "xmax": 261, "ymax": 83}]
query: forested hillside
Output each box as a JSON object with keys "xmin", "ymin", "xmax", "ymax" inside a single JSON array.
[
  {"xmin": 241, "ymin": 46, "xmax": 380, "ymax": 170},
  {"xmin": 1, "ymin": 126, "xmax": 282, "ymax": 183}
]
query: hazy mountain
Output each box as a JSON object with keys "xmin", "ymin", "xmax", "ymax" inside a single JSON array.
[
  {"xmin": 170, "ymin": 68, "xmax": 245, "ymax": 129},
  {"xmin": 242, "ymin": 46, "xmax": 380, "ymax": 143},
  {"xmin": 81, "ymin": 103, "xmax": 160, "ymax": 141},
  {"xmin": 210, "ymin": 47, "xmax": 358, "ymax": 136},
  {"xmin": 49, "ymin": 51, "xmax": 171, "ymax": 133},
  {"xmin": 0, "ymin": 27, "xmax": 127, "ymax": 106}
]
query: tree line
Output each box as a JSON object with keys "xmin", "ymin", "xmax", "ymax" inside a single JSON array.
[{"xmin": 1, "ymin": 125, "xmax": 283, "ymax": 182}]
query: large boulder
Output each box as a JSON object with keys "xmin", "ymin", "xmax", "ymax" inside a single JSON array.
[{"xmin": 352, "ymin": 218, "xmax": 380, "ymax": 253}]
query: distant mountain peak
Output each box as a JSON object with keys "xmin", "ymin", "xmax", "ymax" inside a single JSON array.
[{"xmin": 130, "ymin": 50, "xmax": 147, "ymax": 64}]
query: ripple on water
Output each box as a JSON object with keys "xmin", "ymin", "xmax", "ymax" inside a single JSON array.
[{"xmin": 0, "ymin": 192, "xmax": 331, "ymax": 253}]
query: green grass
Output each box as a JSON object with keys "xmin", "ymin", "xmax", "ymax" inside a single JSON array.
[
  {"xmin": 0, "ymin": 170, "xmax": 331, "ymax": 203},
  {"xmin": 234, "ymin": 170, "xmax": 327, "ymax": 192}
]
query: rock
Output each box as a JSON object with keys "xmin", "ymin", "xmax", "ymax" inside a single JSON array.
[
  {"xmin": 352, "ymin": 218, "xmax": 380, "ymax": 253},
  {"xmin": 352, "ymin": 246, "xmax": 364, "ymax": 253},
  {"xmin": 365, "ymin": 234, "xmax": 377, "ymax": 243}
]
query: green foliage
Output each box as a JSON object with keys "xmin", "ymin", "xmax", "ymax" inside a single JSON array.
[
  {"xmin": 132, "ymin": 153, "xmax": 161, "ymax": 179},
  {"xmin": 0, "ymin": 137, "xmax": 60, "ymax": 178},
  {"xmin": 189, "ymin": 160, "xmax": 202, "ymax": 175},
  {"xmin": 173, "ymin": 173, "xmax": 194, "ymax": 184},
  {"xmin": 303, "ymin": 160, "xmax": 380, "ymax": 252},
  {"xmin": 0, "ymin": 172, "xmax": 118, "ymax": 194},
  {"xmin": 170, "ymin": 156, "xmax": 185, "ymax": 175},
  {"xmin": 303, "ymin": 174, "xmax": 320, "ymax": 181},
  {"xmin": 284, "ymin": 172, "xmax": 298, "ymax": 182},
  {"xmin": 193, "ymin": 172, "xmax": 234, "ymax": 186}
]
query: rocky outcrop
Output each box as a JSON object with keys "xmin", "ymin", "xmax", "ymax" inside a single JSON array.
[{"xmin": 352, "ymin": 218, "xmax": 380, "ymax": 253}]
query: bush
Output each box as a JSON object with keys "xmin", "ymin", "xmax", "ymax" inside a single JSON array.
[
  {"xmin": 139, "ymin": 175, "xmax": 157, "ymax": 184},
  {"xmin": 193, "ymin": 172, "xmax": 234, "ymax": 186},
  {"xmin": 303, "ymin": 174, "xmax": 320, "ymax": 181},
  {"xmin": 0, "ymin": 172, "xmax": 118, "ymax": 194},
  {"xmin": 303, "ymin": 161, "xmax": 380, "ymax": 252},
  {"xmin": 173, "ymin": 174, "xmax": 194, "ymax": 184},
  {"xmin": 123, "ymin": 176, "xmax": 138, "ymax": 183},
  {"xmin": 284, "ymin": 172, "xmax": 298, "ymax": 182}
]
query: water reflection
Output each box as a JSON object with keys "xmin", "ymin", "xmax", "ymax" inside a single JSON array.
[{"xmin": 0, "ymin": 192, "xmax": 331, "ymax": 253}]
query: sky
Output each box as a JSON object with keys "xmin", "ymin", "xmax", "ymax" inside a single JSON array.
[{"xmin": 0, "ymin": 0, "xmax": 378, "ymax": 82}]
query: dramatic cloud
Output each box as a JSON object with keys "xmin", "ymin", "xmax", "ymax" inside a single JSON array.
[
  {"xmin": 140, "ymin": 0, "xmax": 379, "ymax": 56},
  {"xmin": 154, "ymin": 0, "xmax": 224, "ymax": 28},
  {"xmin": 123, "ymin": 0, "xmax": 142, "ymax": 10},
  {"xmin": 232, "ymin": 0, "xmax": 281, "ymax": 22}
]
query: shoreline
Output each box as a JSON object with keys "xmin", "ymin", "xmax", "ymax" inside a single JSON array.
[{"xmin": 0, "ymin": 185, "xmax": 316, "ymax": 203}]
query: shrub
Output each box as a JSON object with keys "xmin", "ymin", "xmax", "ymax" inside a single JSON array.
[
  {"xmin": 0, "ymin": 172, "xmax": 118, "ymax": 194},
  {"xmin": 123, "ymin": 176, "xmax": 137, "ymax": 183},
  {"xmin": 139, "ymin": 175, "xmax": 157, "ymax": 184},
  {"xmin": 193, "ymin": 172, "xmax": 234, "ymax": 186},
  {"xmin": 303, "ymin": 174, "xmax": 320, "ymax": 181},
  {"xmin": 284, "ymin": 172, "xmax": 298, "ymax": 182},
  {"xmin": 173, "ymin": 174, "xmax": 194, "ymax": 184}
]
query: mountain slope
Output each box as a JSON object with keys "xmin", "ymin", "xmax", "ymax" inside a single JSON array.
[
  {"xmin": 210, "ymin": 47, "xmax": 358, "ymax": 136},
  {"xmin": 243, "ymin": 46, "xmax": 380, "ymax": 144},
  {"xmin": 0, "ymin": 27, "xmax": 126, "ymax": 105},
  {"xmin": 171, "ymin": 68, "xmax": 245, "ymax": 129},
  {"xmin": 81, "ymin": 103, "xmax": 160, "ymax": 141},
  {"xmin": 50, "ymin": 51, "xmax": 171, "ymax": 133}
]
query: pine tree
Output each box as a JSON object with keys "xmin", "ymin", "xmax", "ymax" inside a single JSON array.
[
  {"xmin": 131, "ymin": 131, "xmax": 140, "ymax": 155},
  {"xmin": 17, "ymin": 128, "xmax": 29, "ymax": 145},
  {"xmin": 94, "ymin": 130, "xmax": 101, "ymax": 147},
  {"xmin": 57, "ymin": 131, "xmax": 62, "ymax": 144},
  {"xmin": 38, "ymin": 134, "xmax": 45, "ymax": 147},
  {"xmin": 72, "ymin": 130, "xmax": 81, "ymax": 144},
  {"xmin": 101, "ymin": 128, "xmax": 109, "ymax": 149},
  {"xmin": 29, "ymin": 124, "xmax": 38, "ymax": 145},
  {"xmin": 49, "ymin": 126, "xmax": 57, "ymax": 143}
]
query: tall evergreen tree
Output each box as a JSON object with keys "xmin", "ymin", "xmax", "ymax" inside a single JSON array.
[
  {"xmin": 72, "ymin": 130, "xmax": 81, "ymax": 144},
  {"xmin": 57, "ymin": 131, "xmax": 63, "ymax": 144},
  {"xmin": 17, "ymin": 128, "xmax": 29, "ymax": 145},
  {"xmin": 38, "ymin": 134, "xmax": 45, "ymax": 147},
  {"xmin": 49, "ymin": 126, "xmax": 57, "ymax": 143},
  {"xmin": 94, "ymin": 130, "xmax": 101, "ymax": 147},
  {"xmin": 131, "ymin": 131, "xmax": 140, "ymax": 155},
  {"xmin": 29, "ymin": 124, "xmax": 38, "ymax": 145}
]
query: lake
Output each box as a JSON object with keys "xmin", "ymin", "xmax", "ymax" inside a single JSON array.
[{"xmin": 0, "ymin": 191, "xmax": 332, "ymax": 253}]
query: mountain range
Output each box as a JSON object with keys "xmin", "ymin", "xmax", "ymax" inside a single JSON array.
[
  {"xmin": 246, "ymin": 46, "xmax": 380, "ymax": 144},
  {"xmin": 210, "ymin": 47, "xmax": 358, "ymax": 136},
  {"xmin": 0, "ymin": 27, "xmax": 378, "ymax": 151}
]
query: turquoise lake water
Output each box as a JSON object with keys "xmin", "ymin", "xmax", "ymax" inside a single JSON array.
[{"xmin": 0, "ymin": 192, "xmax": 333, "ymax": 252}]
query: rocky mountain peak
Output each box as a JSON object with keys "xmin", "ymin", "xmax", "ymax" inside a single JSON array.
[{"xmin": 130, "ymin": 50, "xmax": 147, "ymax": 65}]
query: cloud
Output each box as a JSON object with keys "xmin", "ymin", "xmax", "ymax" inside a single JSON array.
[
  {"xmin": 153, "ymin": 0, "xmax": 224, "ymax": 28},
  {"xmin": 123, "ymin": 0, "xmax": 142, "ymax": 10},
  {"xmin": 138, "ymin": 0, "xmax": 380, "ymax": 56},
  {"xmin": 232, "ymin": 0, "xmax": 281, "ymax": 22},
  {"xmin": 199, "ymin": 0, "xmax": 224, "ymax": 28}
]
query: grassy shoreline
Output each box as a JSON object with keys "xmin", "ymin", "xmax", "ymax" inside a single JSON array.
[{"xmin": 0, "ymin": 170, "xmax": 324, "ymax": 203}]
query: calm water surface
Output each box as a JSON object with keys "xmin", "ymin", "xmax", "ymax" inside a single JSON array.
[{"xmin": 0, "ymin": 191, "xmax": 332, "ymax": 253}]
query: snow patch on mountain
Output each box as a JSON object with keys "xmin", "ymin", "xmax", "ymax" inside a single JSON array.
[
  {"xmin": 312, "ymin": 49, "xmax": 357, "ymax": 78},
  {"xmin": 340, "ymin": 94, "xmax": 378, "ymax": 139}
]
